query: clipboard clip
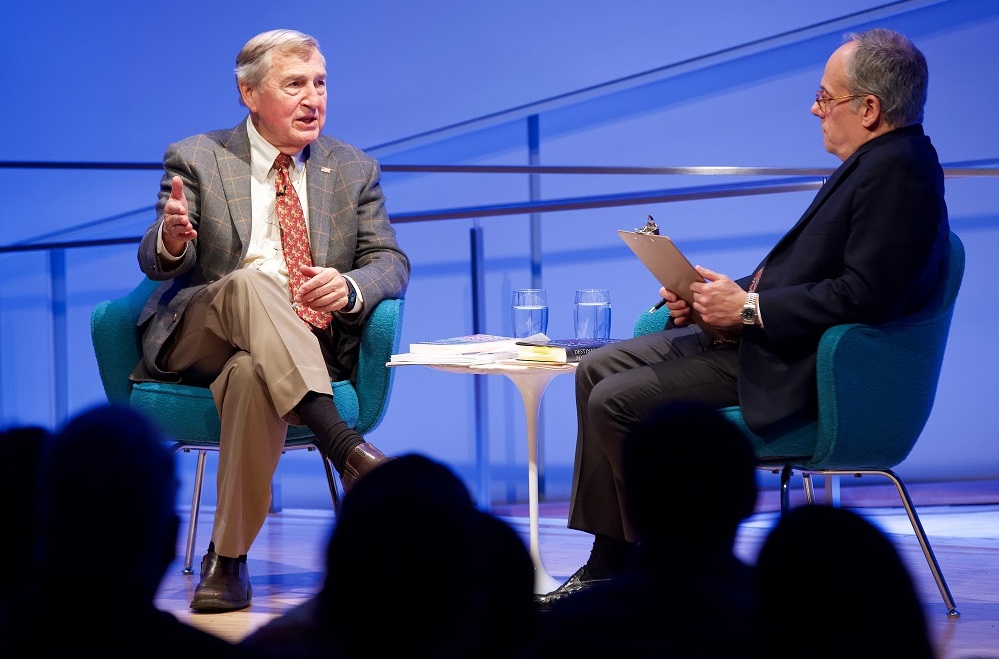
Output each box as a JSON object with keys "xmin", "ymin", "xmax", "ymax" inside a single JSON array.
[{"xmin": 635, "ymin": 214, "xmax": 660, "ymax": 236}]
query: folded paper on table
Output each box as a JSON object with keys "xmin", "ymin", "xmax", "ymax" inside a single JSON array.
[{"xmin": 617, "ymin": 229, "xmax": 725, "ymax": 340}]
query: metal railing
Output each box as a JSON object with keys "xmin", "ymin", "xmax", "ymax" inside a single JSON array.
[
  {"xmin": 2, "ymin": 157, "xmax": 997, "ymax": 503},
  {"xmin": 4, "ymin": 159, "xmax": 997, "ymax": 237}
]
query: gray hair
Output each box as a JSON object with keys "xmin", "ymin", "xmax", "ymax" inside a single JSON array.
[
  {"xmin": 844, "ymin": 28, "xmax": 928, "ymax": 127},
  {"xmin": 235, "ymin": 29, "xmax": 325, "ymax": 107}
]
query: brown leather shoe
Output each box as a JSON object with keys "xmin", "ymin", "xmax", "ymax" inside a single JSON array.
[
  {"xmin": 340, "ymin": 442, "xmax": 392, "ymax": 492},
  {"xmin": 190, "ymin": 551, "xmax": 252, "ymax": 612}
]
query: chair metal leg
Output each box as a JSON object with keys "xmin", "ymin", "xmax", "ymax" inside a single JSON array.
[
  {"xmin": 881, "ymin": 469, "xmax": 960, "ymax": 617},
  {"xmin": 825, "ymin": 474, "xmax": 841, "ymax": 506},
  {"xmin": 182, "ymin": 449, "xmax": 209, "ymax": 575},
  {"xmin": 806, "ymin": 468, "xmax": 960, "ymax": 617},
  {"xmin": 779, "ymin": 465, "xmax": 794, "ymax": 515},
  {"xmin": 802, "ymin": 472, "xmax": 816, "ymax": 505},
  {"xmin": 319, "ymin": 450, "xmax": 342, "ymax": 514}
]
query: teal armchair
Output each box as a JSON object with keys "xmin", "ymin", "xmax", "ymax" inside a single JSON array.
[
  {"xmin": 633, "ymin": 231, "xmax": 964, "ymax": 616},
  {"xmin": 91, "ymin": 278, "xmax": 404, "ymax": 573}
]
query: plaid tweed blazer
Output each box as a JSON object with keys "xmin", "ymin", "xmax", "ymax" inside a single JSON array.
[{"xmin": 134, "ymin": 121, "xmax": 410, "ymax": 383}]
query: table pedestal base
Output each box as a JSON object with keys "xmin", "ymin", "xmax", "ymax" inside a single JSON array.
[
  {"xmin": 413, "ymin": 361, "xmax": 576, "ymax": 595},
  {"xmin": 504, "ymin": 368, "xmax": 566, "ymax": 594}
]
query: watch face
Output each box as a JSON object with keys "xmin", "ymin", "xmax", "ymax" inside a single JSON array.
[{"xmin": 741, "ymin": 306, "xmax": 756, "ymax": 322}]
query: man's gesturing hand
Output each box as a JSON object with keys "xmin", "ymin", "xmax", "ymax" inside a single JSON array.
[{"xmin": 162, "ymin": 176, "xmax": 197, "ymax": 255}]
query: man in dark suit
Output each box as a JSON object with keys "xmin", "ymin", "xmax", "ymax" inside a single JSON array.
[
  {"xmin": 132, "ymin": 29, "xmax": 409, "ymax": 612},
  {"xmin": 539, "ymin": 27, "xmax": 949, "ymax": 607}
]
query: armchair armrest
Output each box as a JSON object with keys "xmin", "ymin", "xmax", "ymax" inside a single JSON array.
[{"xmin": 354, "ymin": 298, "xmax": 405, "ymax": 434}]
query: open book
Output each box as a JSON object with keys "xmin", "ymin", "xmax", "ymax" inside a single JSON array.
[{"xmin": 617, "ymin": 229, "xmax": 725, "ymax": 340}]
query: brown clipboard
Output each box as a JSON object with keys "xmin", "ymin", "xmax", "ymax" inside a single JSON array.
[{"xmin": 617, "ymin": 229, "xmax": 725, "ymax": 340}]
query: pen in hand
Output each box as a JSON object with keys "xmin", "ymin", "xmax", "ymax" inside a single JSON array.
[{"xmin": 649, "ymin": 298, "xmax": 667, "ymax": 313}]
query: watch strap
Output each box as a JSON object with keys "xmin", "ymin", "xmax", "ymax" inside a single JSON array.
[
  {"xmin": 742, "ymin": 292, "xmax": 759, "ymax": 325},
  {"xmin": 343, "ymin": 279, "xmax": 358, "ymax": 312}
]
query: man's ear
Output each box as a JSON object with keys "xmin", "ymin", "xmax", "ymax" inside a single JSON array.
[
  {"xmin": 860, "ymin": 94, "xmax": 882, "ymax": 128},
  {"xmin": 238, "ymin": 80, "xmax": 257, "ymax": 112}
]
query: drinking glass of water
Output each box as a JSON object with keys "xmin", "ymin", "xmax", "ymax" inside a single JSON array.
[
  {"xmin": 512, "ymin": 288, "xmax": 549, "ymax": 338},
  {"xmin": 574, "ymin": 289, "xmax": 612, "ymax": 339}
]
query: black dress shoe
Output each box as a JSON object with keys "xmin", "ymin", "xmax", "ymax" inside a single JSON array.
[
  {"xmin": 535, "ymin": 566, "xmax": 610, "ymax": 611},
  {"xmin": 340, "ymin": 442, "xmax": 391, "ymax": 492},
  {"xmin": 190, "ymin": 551, "xmax": 252, "ymax": 612}
]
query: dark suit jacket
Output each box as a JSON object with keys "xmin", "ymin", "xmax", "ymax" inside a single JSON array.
[
  {"xmin": 737, "ymin": 124, "xmax": 949, "ymax": 435},
  {"xmin": 133, "ymin": 121, "xmax": 410, "ymax": 383}
]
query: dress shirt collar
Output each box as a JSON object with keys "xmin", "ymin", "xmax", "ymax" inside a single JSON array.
[{"xmin": 245, "ymin": 116, "xmax": 305, "ymax": 181}]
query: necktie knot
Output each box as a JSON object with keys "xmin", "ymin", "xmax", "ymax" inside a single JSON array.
[
  {"xmin": 274, "ymin": 153, "xmax": 293, "ymax": 170},
  {"xmin": 274, "ymin": 154, "xmax": 293, "ymax": 195}
]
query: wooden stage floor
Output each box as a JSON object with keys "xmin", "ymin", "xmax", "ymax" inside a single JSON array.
[{"xmin": 156, "ymin": 478, "xmax": 999, "ymax": 657}]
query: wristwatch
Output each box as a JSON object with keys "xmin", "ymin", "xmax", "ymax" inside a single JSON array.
[
  {"xmin": 343, "ymin": 280, "xmax": 357, "ymax": 312},
  {"xmin": 741, "ymin": 292, "xmax": 759, "ymax": 325}
]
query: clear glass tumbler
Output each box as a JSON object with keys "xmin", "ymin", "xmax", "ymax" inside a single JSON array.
[
  {"xmin": 511, "ymin": 289, "xmax": 549, "ymax": 338},
  {"xmin": 574, "ymin": 289, "xmax": 611, "ymax": 339}
]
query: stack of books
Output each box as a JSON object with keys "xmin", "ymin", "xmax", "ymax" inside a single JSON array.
[
  {"xmin": 390, "ymin": 334, "xmax": 621, "ymax": 366},
  {"xmin": 390, "ymin": 334, "xmax": 519, "ymax": 365}
]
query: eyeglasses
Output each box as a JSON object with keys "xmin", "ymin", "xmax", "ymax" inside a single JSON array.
[{"xmin": 814, "ymin": 90, "xmax": 865, "ymax": 115}]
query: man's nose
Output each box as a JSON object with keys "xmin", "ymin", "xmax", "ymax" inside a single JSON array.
[{"xmin": 303, "ymin": 83, "xmax": 324, "ymax": 107}]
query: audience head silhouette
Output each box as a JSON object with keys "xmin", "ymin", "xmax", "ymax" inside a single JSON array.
[
  {"xmin": 35, "ymin": 403, "xmax": 179, "ymax": 602},
  {"xmin": 470, "ymin": 511, "xmax": 539, "ymax": 658},
  {"xmin": 623, "ymin": 400, "xmax": 758, "ymax": 554},
  {"xmin": 534, "ymin": 401, "xmax": 760, "ymax": 656},
  {"xmin": 241, "ymin": 452, "xmax": 537, "ymax": 658},
  {"xmin": 752, "ymin": 504, "xmax": 935, "ymax": 658},
  {"xmin": 319, "ymin": 452, "xmax": 536, "ymax": 658},
  {"xmin": 20, "ymin": 403, "xmax": 248, "ymax": 656}
]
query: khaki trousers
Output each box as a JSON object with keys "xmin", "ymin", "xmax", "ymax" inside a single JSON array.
[{"xmin": 163, "ymin": 269, "xmax": 333, "ymax": 557}]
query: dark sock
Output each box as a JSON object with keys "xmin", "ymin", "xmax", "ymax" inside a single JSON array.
[
  {"xmin": 208, "ymin": 541, "xmax": 246, "ymax": 562},
  {"xmin": 583, "ymin": 534, "xmax": 634, "ymax": 580},
  {"xmin": 294, "ymin": 391, "xmax": 364, "ymax": 472}
]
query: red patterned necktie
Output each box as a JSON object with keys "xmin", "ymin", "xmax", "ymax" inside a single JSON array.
[
  {"xmin": 274, "ymin": 153, "xmax": 331, "ymax": 329},
  {"xmin": 749, "ymin": 267, "xmax": 764, "ymax": 293}
]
